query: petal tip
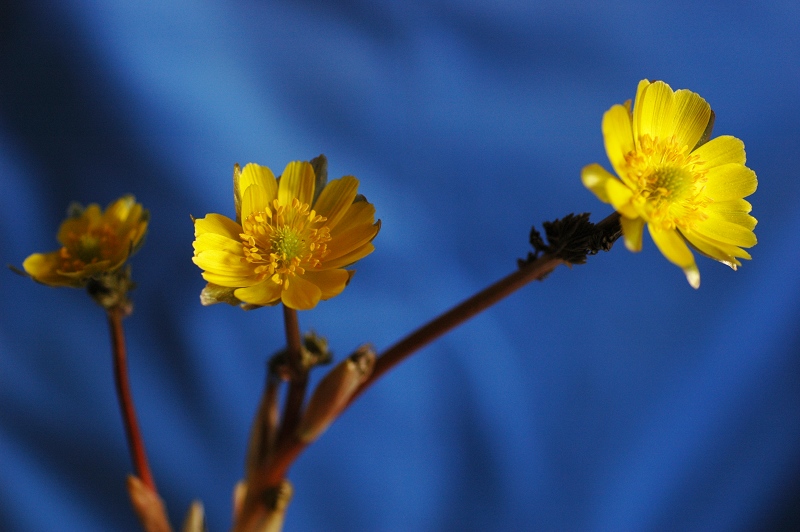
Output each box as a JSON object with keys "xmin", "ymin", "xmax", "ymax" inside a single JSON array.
[{"xmin": 684, "ymin": 266, "xmax": 701, "ymax": 289}]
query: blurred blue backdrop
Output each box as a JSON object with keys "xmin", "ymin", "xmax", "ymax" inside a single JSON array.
[{"xmin": 2, "ymin": 1, "xmax": 799, "ymax": 530}]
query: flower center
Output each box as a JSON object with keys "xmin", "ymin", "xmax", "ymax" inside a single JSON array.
[
  {"xmin": 59, "ymin": 225, "xmax": 118, "ymax": 272},
  {"xmin": 240, "ymin": 198, "xmax": 331, "ymax": 289},
  {"xmin": 623, "ymin": 134, "xmax": 710, "ymax": 230}
]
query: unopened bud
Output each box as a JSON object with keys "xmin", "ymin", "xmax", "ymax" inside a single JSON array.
[{"xmin": 297, "ymin": 345, "xmax": 375, "ymax": 442}]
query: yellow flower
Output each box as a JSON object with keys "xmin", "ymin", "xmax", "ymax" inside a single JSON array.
[
  {"xmin": 192, "ymin": 157, "xmax": 380, "ymax": 310},
  {"xmin": 22, "ymin": 196, "xmax": 149, "ymax": 287},
  {"xmin": 582, "ymin": 79, "xmax": 757, "ymax": 288}
]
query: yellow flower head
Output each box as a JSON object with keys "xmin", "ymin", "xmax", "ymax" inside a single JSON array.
[
  {"xmin": 582, "ymin": 79, "xmax": 757, "ymax": 288},
  {"xmin": 22, "ymin": 195, "xmax": 149, "ymax": 287},
  {"xmin": 192, "ymin": 156, "xmax": 380, "ymax": 310}
]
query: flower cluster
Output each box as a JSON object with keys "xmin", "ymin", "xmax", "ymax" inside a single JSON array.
[
  {"xmin": 582, "ymin": 79, "xmax": 757, "ymax": 287},
  {"xmin": 192, "ymin": 157, "xmax": 380, "ymax": 310}
]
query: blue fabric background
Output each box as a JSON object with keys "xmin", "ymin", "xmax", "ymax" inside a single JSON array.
[{"xmin": 2, "ymin": 1, "xmax": 799, "ymax": 530}]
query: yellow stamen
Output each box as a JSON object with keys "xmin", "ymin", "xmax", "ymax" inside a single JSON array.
[
  {"xmin": 240, "ymin": 199, "xmax": 331, "ymax": 287},
  {"xmin": 623, "ymin": 134, "xmax": 710, "ymax": 230}
]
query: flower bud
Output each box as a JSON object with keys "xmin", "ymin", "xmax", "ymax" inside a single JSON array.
[{"xmin": 297, "ymin": 345, "xmax": 375, "ymax": 443}]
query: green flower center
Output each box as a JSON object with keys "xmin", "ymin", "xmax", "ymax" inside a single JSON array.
[
  {"xmin": 649, "ymin": 165, "xmax": 691, "ymax": 199},
  {"xmin": 240, "ymin": 198, "xmax": 331, "ymax": 289},
  {"xmin": 271, "ymin": 227, "xmax": 304, "ymax": 260}
]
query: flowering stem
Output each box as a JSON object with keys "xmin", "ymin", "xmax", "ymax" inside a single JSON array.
[
  {"xmin": 235, "ymin": 308, "xmax": 306, "ymax": 531},
  {"xmin": 247, "ymin": 211, "xmax": 622, "ymax": 526},
  {"xmin": 107, "ymin": 305, "xmax": 156, "ymax": 491},
  {"xmin": 277, "ymin": 305, "xmax": 307, "ymax": 445}
]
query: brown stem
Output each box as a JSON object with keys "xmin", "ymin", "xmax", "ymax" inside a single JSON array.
[
  {"xmin": 276, "ymin": 305, "xmax": 307, "ymax": 446},
  {"xmin": 107, "ymin": 306, "xmax": 156, "ymax": 491},
  {"xmin": 232, "ymin": 480, "xmax": 293, "ymax": 532}
]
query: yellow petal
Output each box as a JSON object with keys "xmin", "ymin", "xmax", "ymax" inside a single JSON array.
[
  {"xmin": 684, "ymin": 264, "xmax": 700, "ymax": 289},
  {"xmin": 108, "ymin": 196, "xmax": 134, "ymax": 218},
  {"xmin": 302, "ymin": 269, "xmax": 352, "ymax": 299},
  {"xmin": 692, "ymin": 135, "xmax": 746, "ymax": 168},
  {"xmin": 649, "ymin": 225, "xmax": 695, "ymax": 267},
  {"xmin": 670, "ymin": 88, "xmax": 711, "ymax": 151},
  {"xmin": 634, "ymin": 80, "xmax": 674, "ymax": 144},
  {"xmin": 605, "ymin": 178, "xmax": 638, "ymax": 219},
  {"xmin": 200, "ymin": 271, "xmax": 263, "ymax": 288},
  {"xmin": 703, "ymin": 164, "xmax": 757, "ymax": 201},
  {"xmin": 82, "ymin": 204, "xmax": 103, "ymax": 224},
  {"xmin": 114, "ymin": 202, "xmax": 144, "ymax": 235},
  {"xmin": 104, "ymin": 196, "xmax": 136, "ymax": 224},
  {"xmin": 200, "ymin": 272, "xmax": 263, "ymax": 288},
  {"xmin": 581, "ymin": 163, "xmax": 615, "ymax": 204},
  {"xmin": 313, "ymin": 176, "xmax": 359, "ymax": 230},
  {"xmin": 682, "ymin": 228, "xmax": 750, "ymax": 269},
  {"xmin": 234, "ymin": 280, "xmax": 283, "ymax": 306},
  {"xmin": 193, "ymin": 232, "xmax": 243, "ymax": 255},
  {"xmin": 648, "ymin": 224, "xmax": 700, "ymax": 288},
  {"xmin": 237, "ymin": 164, "xmax": 277, "ymax": 216},
  {"xmin": 22, "ymin": 252, "xmax": 76, "ymax": 286},
  {"xmin": 321, "ymin": 243, "xmax": 375, "ymax": 270},
  {"xmin": 239, "ymin": 164, "xmax": 277, "ymax": 197},
  {"xmin": 706, "ymin": 198, "xmax": 753, "ymax": 215},
  {"xmin": 326, "ymin": 223, "xmax": 380, "ymax": 262},
  {"xmin": 233, "ymin": 164, "xmax": 243, "ymax": 221},
  {"xmin": 241, "ymin": 185, "xmax": 271, "ymax": 221},
  {"xmin": 634, "ymin": 79, "xmax": 650, "ymax": 104},
  {"xmin": 329, "ymin": 201, "xmax": 377, "ymax": 237},
  {"xmin": 281, "ymin": 275, "xmax": 322, "ymax": 310},
  {"xmin": 693, "ymin": 213, "xmax": 758, "ymax": 247},
  {"xmin": 278, "ymin": 161, "xmax": 315, "ymax": 207},
  {"xmin": 192, "ymin": 249, "xmax": 253, "ymax": 277},
  {"xmin": 601, "ymin": 104, "xmax": 635, "ymax": 178},
  {"xmin": 194, "ymin": 213, "xmax": 242, "ymax": 240},
  {"xmin": 704, "ymin": 204, "xmax": 757, "ymax": 231},
  {"xmin": 620, "ymin": 216, "xmax": 645, "ymax": 252},
  {"xmin": 689, "ymin": 229, "xmax": 751, "ymax": 261}
]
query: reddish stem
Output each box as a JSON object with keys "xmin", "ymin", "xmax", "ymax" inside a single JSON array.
[
  {"xmin": 277, "ymin": 305, "xmax": 307, "ymax": 445},
  {"xmin": 107, "ymin": 306, "xmax": 156, "ymax": 491},
  {"xmin": 352, "ymin": 210, "xmax": 621, "ymax": 400},
  {"xmin": 350, "ymin": 254, "xmax": 564, "ymax": 405},
  {"xmin": 260, "ymin": 253, "xmax": 565, "ymax": 486},
  {"xmin": 248, "ymin": 212, "xmax": 622, "ymax": 525}
]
